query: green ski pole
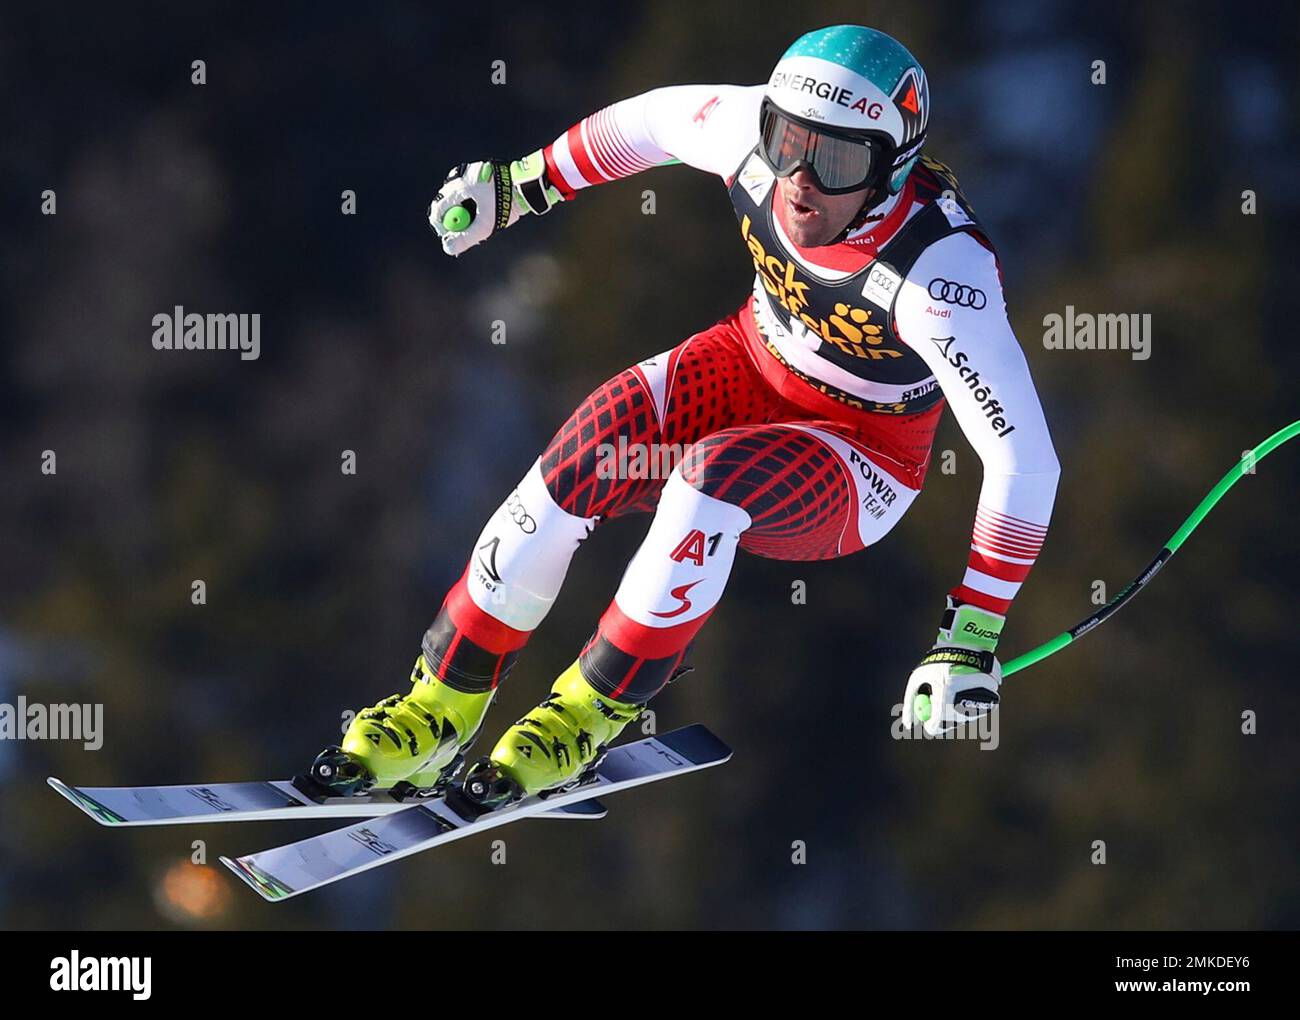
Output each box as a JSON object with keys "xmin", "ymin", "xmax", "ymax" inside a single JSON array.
[
  {"xmin": 913, "ymin": 420, "xmax": 1299, "ymax": 722},
  {"xmin": 1004, "ymin": 419, "xmax": 1299, "ymax": 676}
]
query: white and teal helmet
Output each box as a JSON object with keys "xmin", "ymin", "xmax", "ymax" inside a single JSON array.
[{"xmin": 760, "ymin": 25, "xmax": 930, "ymax": 199}]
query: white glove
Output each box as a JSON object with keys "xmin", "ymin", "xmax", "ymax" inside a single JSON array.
[
  {"xmin": 900, "ymin": 597, "xmax": 1004, "ymax": 736},
  {"xmin": 427, "ymin": 150, "xmax": 563, "ymax": 257},
  {"xmin": 901, "ymin": 652, "xmax": 1002, "ymax": 736}
]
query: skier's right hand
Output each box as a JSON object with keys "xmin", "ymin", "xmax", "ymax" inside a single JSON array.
[{"xmin": 428, "ymin": 149, "xmax": 564, "ymax": 257}]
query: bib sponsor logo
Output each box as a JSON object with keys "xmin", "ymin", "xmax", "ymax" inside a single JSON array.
[
  {"xmin": 738, "ymin": 154, "xmax": 774, "ymax": 205},
  {"xmin": 740, "ymin": 214, "xmax": 901, "ymax": 361},
  {"xmin": 754, "ymin": 333, "xmax": 898, "ymax": 413},
  {"xmin": 861, "ymin": 262, "xmax": 902, "ymax": 308}
]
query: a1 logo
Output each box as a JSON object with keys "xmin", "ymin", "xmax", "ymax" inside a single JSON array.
[{"xmin": 670, "ymin": 529, "xmax": 723, "ymax": 566}]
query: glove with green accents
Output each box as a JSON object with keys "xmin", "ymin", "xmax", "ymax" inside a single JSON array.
[
  {"xmin": 427, "ymin": 149, "xmax": 564, "ymax": 257},
  {"xmin": 900, "ymin": 596, "xmax": 1004, "ymax": 736}
]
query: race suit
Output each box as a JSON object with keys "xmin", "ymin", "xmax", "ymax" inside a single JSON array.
[{"xmin": 422, "ymin": 84, "xmax": 1061, "ymax": 703}]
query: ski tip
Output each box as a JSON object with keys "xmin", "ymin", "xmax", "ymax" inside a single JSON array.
[
  {"xmin": 220, "ymin": 855, "xmax": 297, "ymax": 903},
  {"xmin": 218, "ymin": 856, "xmax": 259, "ymax": 897},
  {"xmin": 47, "ymin": 777, "xmax": 128, "ymax": 826},
  {"xmin": 656, "ymin": 724, "xmax": 732, "ymax": 765},
  {"xmin": 47, "ymin": 776, "xmax": 76, "ymax": 809}
]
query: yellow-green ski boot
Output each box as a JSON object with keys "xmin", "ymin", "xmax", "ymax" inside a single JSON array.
[
  {"xmin": 306, "ymin": 654, "xmax": 494, "ymax": 798},
  {"xmin": 457, "ymin": 659, "xmax": 644, "ymax": 811}
]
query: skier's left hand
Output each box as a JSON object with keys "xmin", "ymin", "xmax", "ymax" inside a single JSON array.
[{"xmin": 900, "ymin": 596, "xmax": 1004, "ymax": 736}]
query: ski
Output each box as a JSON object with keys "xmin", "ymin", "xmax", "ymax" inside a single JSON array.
[
  {"xmin": 221, "ymin": 724, "xmax": 730, "ymax": 902},
  {"xmin": 47, "ymin": 776, "xmax": 606, "ymax": 826}
]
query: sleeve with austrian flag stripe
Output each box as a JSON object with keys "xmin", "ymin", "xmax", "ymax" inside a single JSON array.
[
  {"xmin": 894, "ymin": 230, "xmax": 1061, "ymax": 618},
  {"xmin": 541, "ymin": 84, "xmax": 765, "ymax": 197}
]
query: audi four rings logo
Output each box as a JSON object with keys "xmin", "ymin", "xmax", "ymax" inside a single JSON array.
[
  {"xmin": 505, "ymin": 491, "xmax": 536, "ymax": 533},
  {"xmin": 928, "ymin": 278, "xmax": 986, "ymax": 309}
]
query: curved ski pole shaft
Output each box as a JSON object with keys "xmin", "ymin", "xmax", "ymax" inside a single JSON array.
[{"xmin": 1003, "ymin": 419, "xmax": 1300, "ymax": 678}]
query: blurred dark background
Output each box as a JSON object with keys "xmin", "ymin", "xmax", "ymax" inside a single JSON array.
[{"xmin": 2, "ymin": 0, "xmax": 1297, "ymax": 930}]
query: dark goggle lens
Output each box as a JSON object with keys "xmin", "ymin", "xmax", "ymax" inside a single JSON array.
[{"xmin": 760, "ymin": 106, "xmax": 877, "ymax": 192}]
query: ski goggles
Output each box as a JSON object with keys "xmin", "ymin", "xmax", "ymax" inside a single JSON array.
[{"xmin": 758, "ymin": 98, "xmax": 891, "ymax": 195}]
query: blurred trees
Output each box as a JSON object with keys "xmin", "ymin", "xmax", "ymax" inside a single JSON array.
[{"xmin": 1, "ymin": 0, "xmax": 1295, "ymax": 929}]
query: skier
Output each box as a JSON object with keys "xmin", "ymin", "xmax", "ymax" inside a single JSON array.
[{"xmin": 315, "ymin": 24, "xmax": 1061, "ymax": 807}]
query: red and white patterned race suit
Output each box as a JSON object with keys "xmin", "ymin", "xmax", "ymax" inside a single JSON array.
[{"xmin": 423, "ymin": 84, "xmax": 1060, "ymax": 704}]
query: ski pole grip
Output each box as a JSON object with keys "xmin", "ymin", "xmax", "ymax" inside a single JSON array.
[{"xmin": 442, "ymin": 203, "xmax": 474, "ymax": 232}]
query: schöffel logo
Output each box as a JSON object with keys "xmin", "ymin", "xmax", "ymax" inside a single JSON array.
[
  {"xmin": 928, "ymin": 278, "xmax": 986, "ymax": 309},
  {"xmin": 930, "ymin": 337, "xmax": 1016, "ymax": 437},
  {"xmin": 476, "ymin": 536, "xmax": 502, "ymax": 583}
]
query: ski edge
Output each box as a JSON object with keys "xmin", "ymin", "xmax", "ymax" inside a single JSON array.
[{"xmin": 46, "ymin": 777, "xmax": 608, "ymax": 827}]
